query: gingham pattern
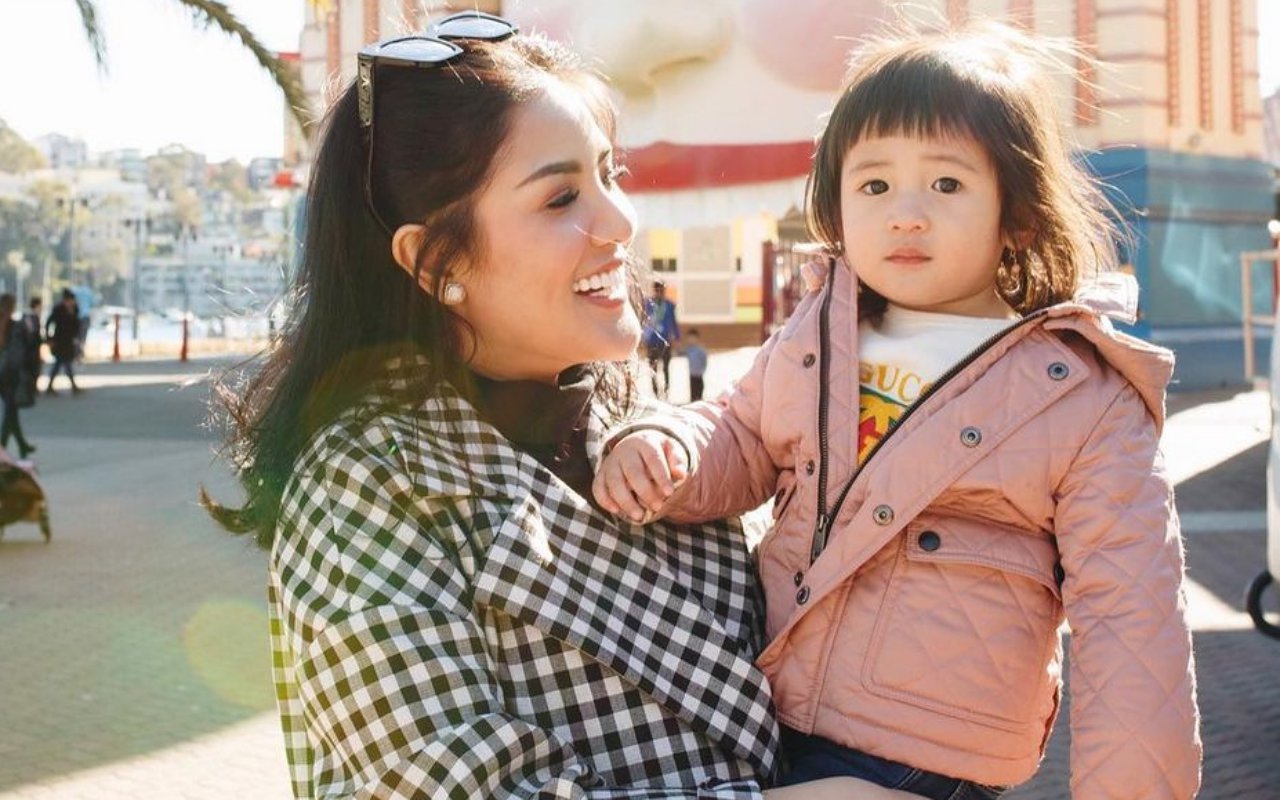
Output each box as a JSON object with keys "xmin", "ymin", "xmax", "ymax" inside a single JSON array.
[{"xmin": 269, "ymin": 380, "xmax": 778, "ymax": 799}]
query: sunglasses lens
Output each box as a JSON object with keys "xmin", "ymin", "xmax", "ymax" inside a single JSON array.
[
  {"xmin": 435, "ymin": 16, "xmax": 516, "ymax": 40},
  {"xmin": 375, "ymin": 37, "xmax": 460, "ymax": 64}
]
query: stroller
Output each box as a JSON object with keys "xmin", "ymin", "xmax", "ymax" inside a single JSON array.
[{"xmin": 0, "ymin": 449, "xmax": 50, "ymax": 542}]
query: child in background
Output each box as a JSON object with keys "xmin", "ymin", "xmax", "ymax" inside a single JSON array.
[
  {"xmin": 684, "ymin": 327, "xmax": 708, "ymax": 401},
  {"xmin": 594, "ymin": 22, "xmax": 1201, "ymax": 799}
]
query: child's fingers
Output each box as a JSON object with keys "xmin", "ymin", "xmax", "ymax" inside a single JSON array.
[
  {"xmin": 591, "ymin": 467, "xmax": 619, "ymax": 514},
  {"xmin": 661, "ymin": 437, "xmax": 688, "ymax": 484},
  {"xmin": 598, "ymin": 458, "xmax": 650, "ymax": 522},
  {"xmin": 632, "ymin": 442, "xmax": 678, "ymax": 510}
]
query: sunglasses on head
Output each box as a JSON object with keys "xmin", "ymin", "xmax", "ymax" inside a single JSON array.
[{"xmin": 358, "ymin": 11, "xmax": 519, "ymax": 235}]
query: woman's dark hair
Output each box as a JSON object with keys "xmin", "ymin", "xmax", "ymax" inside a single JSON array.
[
  {"xmin": 806, "ymin": 21, "xmax": 1127, "ymax": 319},
  {"xmin": 204, "ymin": 34, "xmax": 637, "ymax": 547}
]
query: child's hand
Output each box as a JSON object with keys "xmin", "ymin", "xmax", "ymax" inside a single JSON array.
[{"xmin": 594, "ymin": 430, "xmax": 689, "ymax": 523}]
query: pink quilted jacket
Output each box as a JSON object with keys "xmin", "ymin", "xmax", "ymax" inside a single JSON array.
[{"xmin": 644, "ymin": 260, "xmax": 1201, "ymax": 797}]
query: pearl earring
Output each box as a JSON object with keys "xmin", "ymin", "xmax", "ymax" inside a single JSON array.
[{"xmin": 441, "ymin": 282, "xmax": 466, "ymax": 305}]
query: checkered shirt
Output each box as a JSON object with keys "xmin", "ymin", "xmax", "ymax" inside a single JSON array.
[{"xmin": 268, "ymin": 380, "xmax": 779, "ymax": 799}]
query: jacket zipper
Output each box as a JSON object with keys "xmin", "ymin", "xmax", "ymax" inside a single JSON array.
[
  {"xmin": 807, "ymin": 304, "xmax": 1049, "ymax": 565},
  {"xmin": 808, "ymin": 259, "xmax": 837, "ymax": 563}
]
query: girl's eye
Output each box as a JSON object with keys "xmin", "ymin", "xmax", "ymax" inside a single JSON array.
[
  {"xmin": 603, "ymin": 163, "xmax": 630, "ymax": 187},
  {"xmin": 860, "ymin": 179, "xmax": 889, "ymax": 196},
  {"xmin": 547, "ymin": 189, "xmax": 579, "ymax": 209},
  {"xmin": 933, "ymin": 177, "xmax": 961, "ymax": 193}
]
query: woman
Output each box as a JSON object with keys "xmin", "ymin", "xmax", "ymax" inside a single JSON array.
[
  {"xmin": 205, "ymin": 13, "xmax": 915, "ymax": 800},
  {"xmin": 0, "ymin": 293, "xmax": 36, "ymax": 458}
]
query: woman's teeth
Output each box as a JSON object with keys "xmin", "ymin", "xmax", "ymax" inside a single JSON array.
[{"xmin": 573, "ymin": 267, "xmax": 625, "ymax": 294}]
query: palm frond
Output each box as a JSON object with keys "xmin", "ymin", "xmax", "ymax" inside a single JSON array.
[
  {"xmin": 173, "ymin": 0, "xmax": 314, "ymax": 138},
  {"xmin": 72, "ymin": 0, "xmax": 108, "ymax": 73}
]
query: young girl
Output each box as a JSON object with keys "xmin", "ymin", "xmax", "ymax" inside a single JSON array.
[{"xmin": 595, "ymin": 22, "xmax": 1201, "ymax": 799}]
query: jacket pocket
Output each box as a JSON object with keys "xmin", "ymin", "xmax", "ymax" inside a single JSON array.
[{"xmin": 862, "ymin": 512, "xmax": 1063, "ymax": 732}]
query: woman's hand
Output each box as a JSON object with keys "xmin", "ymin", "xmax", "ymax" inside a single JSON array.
[
  {"xmin": 593, "ymin": 430, "xmax": 687, "ymax": 522},
  {"xmin": 764, "ymin": 776, "xmax": 925, "ymax": 799}
]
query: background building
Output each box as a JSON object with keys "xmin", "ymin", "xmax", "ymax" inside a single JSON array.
[
  {"xmin": 33, "ymin": 133, "xmax": 88, "ymax": 170},
  {"xmin": 295, "ymin": 0, "xmax": 1275, "ymax": 388}
]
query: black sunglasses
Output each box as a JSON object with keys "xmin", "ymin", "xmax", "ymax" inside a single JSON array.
[{"xmin": 358, "ymin": 11, "xmax": 519, "ymax": 234}]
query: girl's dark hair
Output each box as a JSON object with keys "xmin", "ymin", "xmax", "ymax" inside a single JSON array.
[
  {"xmin": 806, "ymin": 21, "xmax": 1126, "ymax": 318},
  {"xmin": 204, "ymin": 34, "xmax": 635, "ymax": 547}
]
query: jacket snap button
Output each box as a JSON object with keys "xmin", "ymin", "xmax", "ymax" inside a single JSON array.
[
  {"xmin": 805, "ymin": 460, "xmax": 815, "ymax": 475},
  {"xmin": 1047, "ymin": 362, "xmax": 1070, "ymax": 380},
  {"xmin": 872, "ymin": 504, "xmax": 894, "ymax": 525},
  {"xmin": 1054, "ymin": 562, "xmax": 1066, "ymax": 586},
  {"xmin": 796, "ymin": 585, "xmax": 810, "ymax": 605},
  {"xmin": 918, "ymin": 530, "xmax": 941, "ymax": 551},
  {"xmin": 803, "ymin": 353, "xmax": 816, "ymax": 368},
  {"xmin": 793, "ymin": 570, "xmax": 804, "ymax": 586},
  {"xmin": 960, "ymin": 426, "xmax": 982, "ymax": 447}
]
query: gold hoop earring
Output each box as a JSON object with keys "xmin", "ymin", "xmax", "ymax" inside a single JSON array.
[{"xmin": 441, "ymin": 282, "xmax": 466, "ymax": 306}]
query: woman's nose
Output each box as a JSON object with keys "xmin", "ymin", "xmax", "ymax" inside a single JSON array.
[{"xmin": 590, "ymin": 189, "xmax": 638, "ymax": 247}]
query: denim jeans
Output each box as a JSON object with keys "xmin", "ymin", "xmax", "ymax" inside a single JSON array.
[{"xmin": 780, "ymin": 727, "xmax": 1005, "ymax": 800}]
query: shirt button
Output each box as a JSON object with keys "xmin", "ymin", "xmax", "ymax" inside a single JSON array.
[
  {"xmin": 918, "ymin": 530, "xmax": 941, "ymax": 551},
  {"xmin": 1047, "ymin": 362, "xmax": 1070, "ymax": 380},
  {"xmin": 793, "ymin": 570, "xmax": 804, "ymax": 586},
  {"xmin": 872, "ymin": 504, "xmax": 894, "ymax": 525},
  {"xmin": 796, "ymin": 585, "xmax": 811, "ymax": 605},
  {"xmin": 803, "ymin": 353, "xmax": 816, "ymax": 368},
  {"xmin": 960, "ymin": 426, "xmax": 982, "ymax": 447},
  {"xmin": 804, "ymin": 460, "xmax": 815, "ymax": 475}
]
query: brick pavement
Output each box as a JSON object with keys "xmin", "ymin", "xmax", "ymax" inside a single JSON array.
[{"xmin": 0, "ymin": 357, "xmax": 1276, "ymax": 798}]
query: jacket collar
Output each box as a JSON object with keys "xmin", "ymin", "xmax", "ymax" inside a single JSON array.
[
  {"xmin": 1041, "ymin": 273, "xmax": 1173, "ymax": 429},
  {"xmin": 813, "ymin": 261, "xmax": 1170, "ymax": 427}
]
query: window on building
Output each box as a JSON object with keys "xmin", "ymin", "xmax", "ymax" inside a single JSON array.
[{"xmin": 651, "ymin": 257, "xmax": 677, "ymax": 273}]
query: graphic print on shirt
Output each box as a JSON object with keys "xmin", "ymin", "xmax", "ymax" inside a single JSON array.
[{"xmin": 858, "ymin": 361, "xmax": 930, "ymax": 463}]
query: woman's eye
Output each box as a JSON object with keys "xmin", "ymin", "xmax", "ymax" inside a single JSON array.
[
  {"xmin": 860, "ymin": 179, "xmax": 889, "ymax": 196},
  {"xmin": 547, "ymin": 189, "xmax": 580, "ymax": 209},
  {"xmin": 933, "ymin": 177, "xmax": 961, "ymax": 193},
  {"xmin": 603, "ymin": 164, "xmax": 630, "ymax": 187}
]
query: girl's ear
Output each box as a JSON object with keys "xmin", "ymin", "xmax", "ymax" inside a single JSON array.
[{"xmin": 1005, "ymin": 228, "xmax": 1035, "ymax": 251}]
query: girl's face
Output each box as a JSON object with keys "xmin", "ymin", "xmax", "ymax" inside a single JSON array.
[
  {"xmin": 840, "ymin": 133, "xmax": 1014, "ymax": 318},
  {"xmin": 451, "ymin": 81, "xmax": 640, "ymax": 382}
]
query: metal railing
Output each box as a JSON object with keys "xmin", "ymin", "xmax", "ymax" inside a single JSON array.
[{"xmin": 1240, "ymin": 248, "xmax": 1280, "ymax": 382}]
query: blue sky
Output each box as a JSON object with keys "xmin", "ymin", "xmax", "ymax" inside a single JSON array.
[{"xmin": 0, "ymin": 0, "xmax": 1277, "ymax": 164}]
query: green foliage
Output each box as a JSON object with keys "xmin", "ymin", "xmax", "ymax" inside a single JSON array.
[
  {"xmin": 0, "ymin": 119, "xmax": 46, "ymax": 173},
  {"xmin": 210, "ymin": 160, "xmax": 253, "ymax": 204}
]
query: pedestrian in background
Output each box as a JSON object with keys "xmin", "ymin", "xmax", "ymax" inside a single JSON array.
[
  {"xmin": 642, "ymin": 278, "xmax": 680, "ymax": 397},
  {"xmin": 0, "ymin": 294, "xmax": 36, "ymax": 458},
  {"xmin": 201, "ymin": 13, "xmax": 901, "ymax": 800},
  {"xmin": 684, "ymin": 326, "xmax": 708, "ymax": 401},
  {"xmin": 597, "ymin": 21, "xmax": 1201, "ymax": 799},
  {"xmin": 20, "ymin": 297, "xmax": 42, "ymax": 406},
  {"xmin": 44, "ymin": 289, "xmax": 81, "ymax": 395}
]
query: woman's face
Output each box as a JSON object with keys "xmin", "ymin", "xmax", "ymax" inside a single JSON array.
[{"xmin": 453, "ymin": 80, "xmax": 640, "ymax": 383}]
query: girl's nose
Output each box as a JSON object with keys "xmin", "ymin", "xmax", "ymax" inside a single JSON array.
[{"xmin": 888, "ymin": 197, "xmax": 929, "ymax": 233}]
